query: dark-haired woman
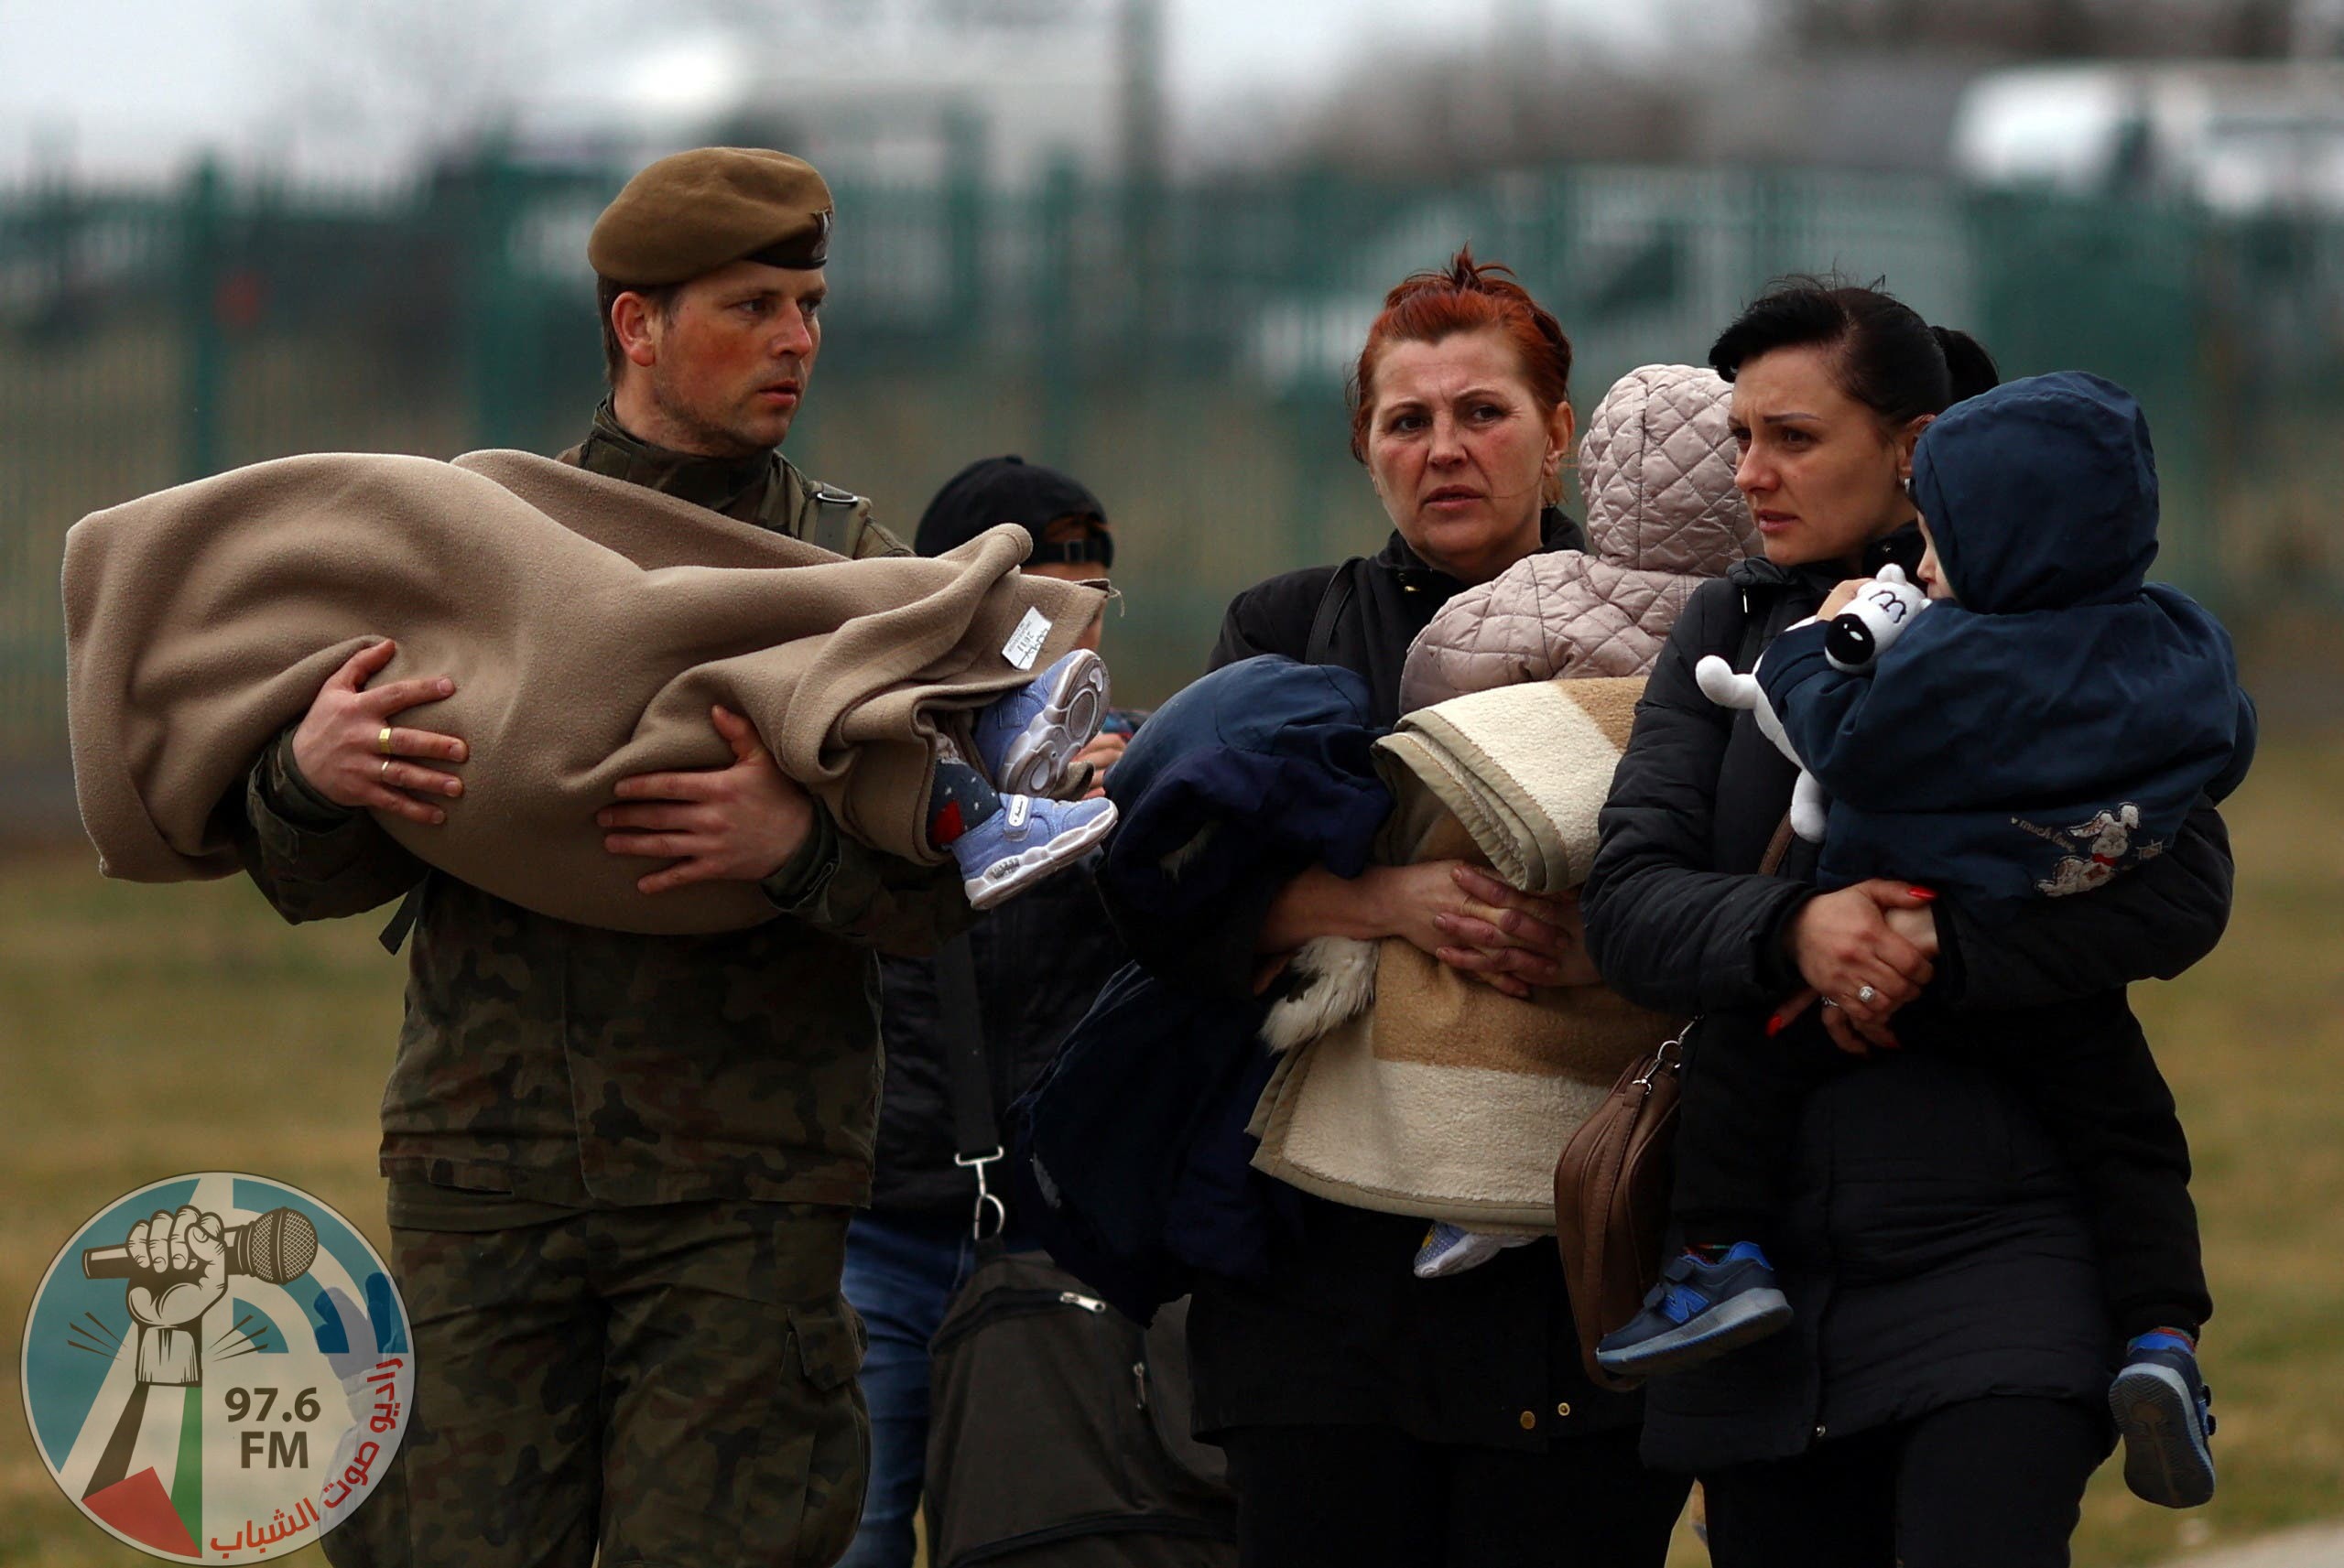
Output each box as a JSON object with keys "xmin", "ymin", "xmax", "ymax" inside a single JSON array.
[
  {"xmin": 1582, "ymin": 281, "xmax": 2235, "ymax": 1566},
  {"xmin": 1179, "ymin": 251, "xmax": 1691, "ymax": 1568}
]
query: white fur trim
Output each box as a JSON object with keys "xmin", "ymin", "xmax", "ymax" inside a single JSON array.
[{"xmin": 1258, "ymin": 935, "xmax": 1378, "ymax": 1054}]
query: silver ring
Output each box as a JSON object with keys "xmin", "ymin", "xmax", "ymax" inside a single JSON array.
[
  {"xmin": 1821, "ymin": 998, "xmax": 1840, "ymax": 1009},
  {"xmin": 1857, "ymin": 984, "xmax": 1877, "ymax": 1005},
  {"xmin": 379, "ymin": 758, "xmax": 392, "ymax": 780}
]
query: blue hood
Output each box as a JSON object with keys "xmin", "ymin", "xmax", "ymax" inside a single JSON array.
[
  {"xmin": 1911, "ymin": 372, "xmax": 2159, "ymax": 615},
  {"xmin": 1758, "ymin": 370, "xmax": 2253, "ymax": 906}
]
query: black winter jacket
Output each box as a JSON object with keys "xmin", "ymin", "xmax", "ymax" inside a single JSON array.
[
  {"xmin": 872, "ymin": 859, "xmax": 1127, "ymax": 1218},
  {"xmin": 1210, "ymin": 509, "xmax": 1586, "ymax": 727},
  {"xmin": 1581, "ymin": 541, "xmax": 2237, "ymax": 1471}
]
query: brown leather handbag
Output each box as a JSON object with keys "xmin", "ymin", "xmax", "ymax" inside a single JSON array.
[{"xmin": 1553, "ymin": 1021, "xmax": 1691, "ymax": 1391}]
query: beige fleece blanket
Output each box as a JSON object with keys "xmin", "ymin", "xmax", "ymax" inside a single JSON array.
[
  {"xmin": 62, "ymin": 449, "xmax": 1102, "ymax": 935},
  {"xmin": 1248, "ymin": 676, "xmax": 1684, "ymax": 1233}
]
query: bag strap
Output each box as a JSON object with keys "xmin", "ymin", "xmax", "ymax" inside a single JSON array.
[
  {"xmin": 376, "ymin": 871, "xmax": 433, "ymax": 955},
  {"xmin": 808, "ymin": 484, "xmax": 866, "ymax": 557},
  {"xmin": 935, "ymin": 933, "xmax": 1008, "ymax": 1244},
  {"xmin": 1304, "ymin": 561, "xmax": 1359, "ymax": 666}
]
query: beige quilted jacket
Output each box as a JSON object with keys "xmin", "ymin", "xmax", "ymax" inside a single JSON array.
[{"xmin": 1398, "ymin": 363, "xmax": 1759, "ymax": 712}]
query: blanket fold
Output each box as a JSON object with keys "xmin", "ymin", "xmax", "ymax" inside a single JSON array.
[
  {"xmin": 63, "ymin": 448, "xmax": 1102, "ymax": 935},
  {"xmin": 1248, "ymin": 676, "xmax": 1683, "ymax": 1233},
  {"xmin": 1371, "ymin": 676, "xmax": 1648, "ymax": 895}
]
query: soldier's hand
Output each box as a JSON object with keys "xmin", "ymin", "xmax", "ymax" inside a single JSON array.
[
  {"xmin": 600, "ymin": 705, "xmax": 815, "ymax": 893},
  {"xmin": 290, "ymin": 640, "xmax": 468, "ymax": 824}
]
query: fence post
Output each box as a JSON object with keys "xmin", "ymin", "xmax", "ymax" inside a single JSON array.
[
  {"xmin": 464, "ymin": 151, "xmax": 527, "ymax": 450},
  {"xmin": 942, "ymin": 106, "xmax": 986, "ymax": 353},
  {"xmin": 179, "ymin": 158, "xmax": 225, "ymax": 481},
  {"xmin": 1035, "ymin": 155, "xmax": 1080, "ymax": 461}
]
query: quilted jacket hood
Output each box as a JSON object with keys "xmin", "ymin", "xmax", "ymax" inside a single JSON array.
[{"xmin": 1580, "ymin": 363, "xmax": 1758, "ymax": 575}]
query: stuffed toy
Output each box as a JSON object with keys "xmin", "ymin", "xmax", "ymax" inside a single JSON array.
[{"xmin": 1694, "ymin": 564, "xmax": 1930, "ymax": 841}]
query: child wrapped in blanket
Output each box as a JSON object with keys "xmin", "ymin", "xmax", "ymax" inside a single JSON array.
[
  {"xmin": 1394, "ymin": 365, "xmax": 1759, "ymax": 1279},
  {"xmin": 1591, "ymin": 372, "xmax": 2254, "ymax": 1511},
  {"xmin": 64, "ymin": 448, "xmax": 1116, "ymax": 928}
]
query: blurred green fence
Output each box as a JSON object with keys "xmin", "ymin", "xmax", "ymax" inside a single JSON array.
[{"xmin": 5, "ymin": 155, "xmax": 2342, "ymax": 823}]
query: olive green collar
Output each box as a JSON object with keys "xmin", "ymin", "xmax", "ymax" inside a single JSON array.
[{"xmin": 574, "ymin": 400, "xmax": 777, "ymax": 517}]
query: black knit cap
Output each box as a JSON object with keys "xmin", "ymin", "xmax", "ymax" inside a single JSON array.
[{"xmin": 914, "ymin": 456, "xmax": 1112, "ymax": 566}]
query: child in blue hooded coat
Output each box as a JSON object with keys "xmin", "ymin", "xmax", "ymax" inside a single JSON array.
[{"xmin": 1595, "ymin": 373, "xmax": 2253, "ymax": 1511}]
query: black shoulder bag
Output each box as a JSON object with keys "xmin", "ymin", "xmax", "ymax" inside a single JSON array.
[{"xmin": 922, "ymin": 935, "xmax": 1239, "ymax": 1568}]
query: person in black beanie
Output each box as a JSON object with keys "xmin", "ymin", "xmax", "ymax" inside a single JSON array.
[{"xmin": 839, "ymin": 457, "xmax": 1134, "ymax": 1568}]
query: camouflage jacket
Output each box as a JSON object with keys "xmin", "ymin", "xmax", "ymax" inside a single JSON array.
[{"xmin": 235, "ymin": 412, "xmax": 965, "ymax": 1212}]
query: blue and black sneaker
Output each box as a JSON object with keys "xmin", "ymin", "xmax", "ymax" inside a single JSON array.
[
  {"xmin": 1594, "ymin": 1242, "xmax": 1793, "ymax": 1379},
  {"xmin": 2110, "ymin": 1331, "xmax": 2217, "ymax": 1509}
]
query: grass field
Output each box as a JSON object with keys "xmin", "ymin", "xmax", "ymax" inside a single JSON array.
[{"xmin": 3, "ymin": 743, "xmax": 2340, "ymax": 1566}]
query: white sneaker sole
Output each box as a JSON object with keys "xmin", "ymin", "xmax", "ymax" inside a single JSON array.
[
  {"xmin": 993, "ymin": 651, "xmax": 1108, "ymax": 797},
  {"xmin": 961, "ymin": 802, "xmax": 1118, "ymax": 911}
]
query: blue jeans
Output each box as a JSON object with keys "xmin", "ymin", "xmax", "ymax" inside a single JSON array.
[{"xmin": 837, "ymin": 1210, "xmax": 1041, "ymax": 1568}]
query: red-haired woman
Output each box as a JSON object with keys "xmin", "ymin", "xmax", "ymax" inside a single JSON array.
[{"xmin": 1188, "ymin": 251, "xmax": 1691, "ymax": 1565}]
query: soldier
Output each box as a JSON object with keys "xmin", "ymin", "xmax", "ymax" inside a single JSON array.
[{"xmin": 234, "ymin": 148, "xmax": 961, "ymax": 1567}]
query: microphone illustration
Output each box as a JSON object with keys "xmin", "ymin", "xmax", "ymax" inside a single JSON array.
[{"xmin": 81, "ymin": 1206, "xmax": 320, "ymax": 1285}]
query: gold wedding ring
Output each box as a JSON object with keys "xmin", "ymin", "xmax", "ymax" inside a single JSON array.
[{"xmin": 376, "ymin": 726, "xmax": 395, "ymax": 756}]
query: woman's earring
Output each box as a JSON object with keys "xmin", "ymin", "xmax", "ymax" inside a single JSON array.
[{"xmin": 1898, "ymin": 474, "xmax": 1912, "ymax": 497}]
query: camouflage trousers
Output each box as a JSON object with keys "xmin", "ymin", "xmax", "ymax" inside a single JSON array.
[{"xmin": 324, "ymin": 1200, "xmax": 867, "ymax": 1568}]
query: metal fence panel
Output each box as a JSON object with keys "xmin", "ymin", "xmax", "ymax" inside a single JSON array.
[{"xmin": 5, "ymin": 157, "xmax": 2339, "ymax": 818}]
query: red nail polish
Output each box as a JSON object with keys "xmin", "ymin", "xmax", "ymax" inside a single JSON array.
[
  {"xmin": 1764, "ymin": 1014, "xmax": 1786, "ymax": 1038},
  {"xmin": 1907, "ymin": 886, "xmax": 1937, "ymax": 902}
]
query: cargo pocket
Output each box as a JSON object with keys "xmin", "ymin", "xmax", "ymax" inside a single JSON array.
[{"xmin": 776, "ymin": 1298, "xmax": 869, "ymax": 1568}]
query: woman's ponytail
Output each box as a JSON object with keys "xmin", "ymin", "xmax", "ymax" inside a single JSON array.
[{"xmin": 1931, "ymin": 326, "xmax": 2002, "ymax": 405}]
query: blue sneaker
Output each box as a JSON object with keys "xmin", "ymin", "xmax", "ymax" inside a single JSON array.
[
  {"xmin": 2110, "ymin": 1332, "xmax": 2217, "ymax": 1508},
  {"xmin": 952, "ymin": 793, "xmax": 1117, "ymax": 910},
  {"xmin": 1594, "ymin": 1242, "xmax": 1793, "ymax": 1378},
  {"xmin": 972, "ymin": 650, "xmax": 1108, "ymax": 796}
]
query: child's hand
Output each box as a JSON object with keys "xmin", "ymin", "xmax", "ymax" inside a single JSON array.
[
  {"xmin": 1071, "ymin": 731, "xmax": 1127, "ymax": 798},
  {"xmin": 1817, "ymin": 578, "xmax": 1873, "ymax": 620}
]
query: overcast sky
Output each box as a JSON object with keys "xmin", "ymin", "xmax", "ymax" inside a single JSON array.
[{"xmin": 0, "ymin": 0, "xmax": 1697, "ymax": 184}]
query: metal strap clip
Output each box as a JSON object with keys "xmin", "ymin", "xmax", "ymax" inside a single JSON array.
[{"xmin": 954, "ymin": 1146, "xmax": 1007, "ymax": 1241}]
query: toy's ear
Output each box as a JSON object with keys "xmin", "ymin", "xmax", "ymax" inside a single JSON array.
[{"xmin": 1876, "ymin": 563, "xmax": 1910, "ymax": 586}]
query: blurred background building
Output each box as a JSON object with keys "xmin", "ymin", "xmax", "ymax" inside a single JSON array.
[{"xmin": 5, "ymin": 0, "xmax": 2344, "ymax": 829}]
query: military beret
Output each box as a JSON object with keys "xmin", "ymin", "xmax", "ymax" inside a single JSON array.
[{"xmin": 588, "ymin": 147, "xmax": 833, "ymax": 287}]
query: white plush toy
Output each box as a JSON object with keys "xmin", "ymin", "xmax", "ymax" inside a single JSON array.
[{"xmin": 1695, "ymin": 564, "xmax": 1930, "ymax": 842}]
